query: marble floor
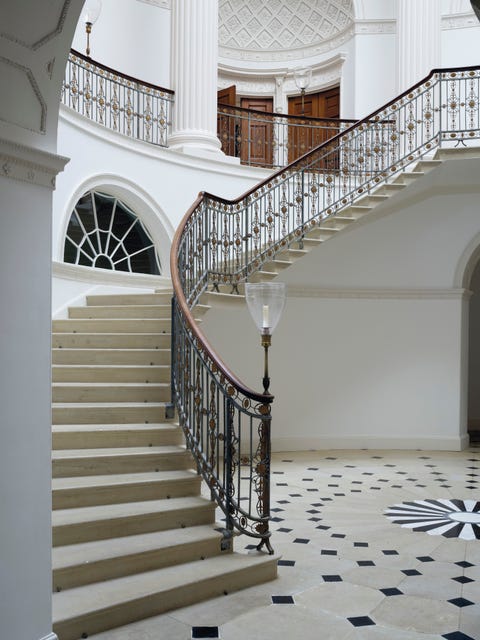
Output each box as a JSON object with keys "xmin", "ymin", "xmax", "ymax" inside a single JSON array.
[{"xmin": 89, "ymin": 446, "xmax": 480, "ymax": 640}]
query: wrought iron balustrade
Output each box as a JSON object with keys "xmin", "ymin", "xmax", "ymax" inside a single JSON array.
[
  {"xmin": 62, "ymin": 50, "xmax": 174, "ymax": 147},
  {"xmin": 217, "ymin": 104, "xmax": 355, "ymax": 169},
  {"xmin": 171, "ymin": 65, "xmax": 480, "ymax": 553}
]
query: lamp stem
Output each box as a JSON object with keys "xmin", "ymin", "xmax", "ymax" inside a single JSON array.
[
  {"xmin": 86, "ymin": 22, "xmax": 92, "ymax": 57},
  {"xmin": 261, "ymin": 332, "xmax": 271, "ymax": 394}
]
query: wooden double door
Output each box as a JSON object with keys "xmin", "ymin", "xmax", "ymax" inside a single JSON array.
[{"xmin": 217, "ymin": 86, "xmax": 340, "ymax": 168}]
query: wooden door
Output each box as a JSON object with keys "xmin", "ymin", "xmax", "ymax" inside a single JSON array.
[
  {"xmin": 217, "ymin": 86, "xmax": 236, "ymax": 157},
  {"xmin": 240, "ymin": 97, "xmax": 274, "ymax": 167},
  {"xmin": 288, "ymin": 87, "xmax": 340, "ymax": 164}
]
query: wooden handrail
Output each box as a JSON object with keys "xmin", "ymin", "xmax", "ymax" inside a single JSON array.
[{"xmin": 70, "ymin": 48, "xmax": 174, "ymax": 95}]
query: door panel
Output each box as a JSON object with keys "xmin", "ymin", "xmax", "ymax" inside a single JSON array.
[
  {"xmin": 240, "ymin": 97, "xmax": 274, "ymax": 167},
  {"xmin": 217, "ymin": 86, "xmax": 236, "ymax": 156}
]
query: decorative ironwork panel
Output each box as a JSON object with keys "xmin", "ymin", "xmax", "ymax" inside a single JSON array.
[{"xmin": 63, "ymin": 51, "xmax": 174, "ymax": 148}]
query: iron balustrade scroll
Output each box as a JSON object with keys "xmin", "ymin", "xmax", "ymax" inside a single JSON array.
[
  {"xmin": 62, "ymin": 50, "xmax": 174, "ymax": 147},
  {"xmin": 173, "ymin": 66, "xmax": 480, "ymax": 551},
  {"xmin": 217, "ymin": 104, "xmax": 355, "ymax": 169},
  {"xmin": 170, "ymin": 233, "xmax": 274, "ymax": 552}
]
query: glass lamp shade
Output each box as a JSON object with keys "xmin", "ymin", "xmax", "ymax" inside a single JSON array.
[
  {"xmin": 293, "ymin": 66, "xmax": 312, "ymax": 91},
  {"xmin": 82, "ymin": 0, "xmax": 102, "ymax": 24},
  {"xmin": 245, "ymin": 282, "xmax": 286, "ymax": 335}
]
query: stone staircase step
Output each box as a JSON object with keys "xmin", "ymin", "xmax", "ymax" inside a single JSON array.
[
  {"xmin": 52, "ymin": 382, "xmax": 170, "ymax": 403},
  {"xmin": 52, "ymin": 469, "xmax": 201, "ymax": 508},
  {"xmin": 68, "ymin": 305, "xmax": 172, "ymax": 319},
  {"xmin": 52, "ymin": 333, "xmax": 170, "ymax": 349},
  {"xmin": 52, "ymin": 525, "xmax": 225, "ymax": 591},
  {"xmin": 53, "ymin": 318, "xmax": 171, "ymax": 333},
  {"xmin": 52, "ymin": 423, "xmax": 182, "ymax": 449},
  {"xmin": 320, "ymin": 214, "xmax": 356, "ymax": 228},
  {"xmin": 52, "ymin": 445, "xmax": 191, "ymax": 477},
  {"xmin": 261, "ymin": 258, "xmax": 292, "ymax": 273},
  {"xmin": 52, "ymin": 348, "xmax": 170, "ymax": 366},
  {"xmin": 86, "ymin": 293, "xmax": 172, "ymax": 306},
  {"xmin": 52, "ymin": 364, "xmax": 170, "ymax": 383},
  {"xmin": 248, "ymin": 270, "xmax": 278, "ymax": 282},
  {"xmin": 52, "ymin": 495, "xmax": 216, "ymax": 546},
  {"xmin": 394, "ymin": 170, "xmax": 425, "ymax": 184},
  {"xmin": 52, "ymin": 551, "xmax": 277, "ymax": 640},
  {"xmin": 52, "ymin": 402, "xmax": 167, "ymax": 424}
]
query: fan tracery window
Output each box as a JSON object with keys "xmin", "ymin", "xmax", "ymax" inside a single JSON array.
[{"xmin": 64, "ymin": 191, "xmax": 161, "ymax": 275}]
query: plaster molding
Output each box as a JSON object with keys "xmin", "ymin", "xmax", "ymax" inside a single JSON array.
[
  {"xmin": 218, "ymin": 52, "xmax": 346, "ymax": 97},
  {"xmin": 0, "ymin": 57, "xmax": 47, "ymax": 133},
  {"xmin": 219, "ymin": 0, "xmax": 354, "ymax": 62},
  {"xmin": 136, "ymin": 0, "xmax": 171, "ymax": 9},
  {"xmin": 286, "ymin": 286, "xmax": 471, "ymax": 300},
  {"xmin": 0, "ymin": 137, "xmax": 69, "ymax": 189},
  {"xmin": 0, "ymin": 0, "xmax": 71, "ymax": 50},
  {"xmin": 441, "ymin": 11, "xmax": 479, "ymax": 29},
  {"xmin": 354, "ymin": 19, "xmax": 396, "ymax": 35}
]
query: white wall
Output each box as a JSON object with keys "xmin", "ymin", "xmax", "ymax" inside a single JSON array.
[
  {"xmin": 201, "ymin": 151, "xmax": 480, "ymax": 451},
  {"xmin": 71, "ymin": 0, "xmax": 171, "ymax": 88}
]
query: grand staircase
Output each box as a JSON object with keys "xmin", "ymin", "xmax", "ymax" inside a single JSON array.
[{"xmin": 51, "ymin": 291, "xmax": 278, "ymax": 640}]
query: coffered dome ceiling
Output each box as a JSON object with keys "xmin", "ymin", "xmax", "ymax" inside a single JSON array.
[{"xmin": 219, "ymin": 0, "xmax": 355, "ymax": 60}]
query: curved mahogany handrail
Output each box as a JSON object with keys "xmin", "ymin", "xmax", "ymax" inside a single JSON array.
[
  {"xmin": 170, "ymin": 193, "xmax": 273, "ymax": 405},
  {"xmin": 171, "ymin": 63, "xmax": 480, "ymax": 403},
  {"xmin": 70, "ymin": 48, "xmax": 174, "ymax": 95},
  {"xmin": 218, "ymin": 102, "xmax": 356, "ymax": 126}
]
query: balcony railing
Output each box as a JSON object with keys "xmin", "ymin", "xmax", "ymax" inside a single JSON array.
[
  {"xmin": 62, "ymin": 50, "xmax": 174, "ymax": 147},
  {"xmin": 171, "ymin": 65, "xmax": 480, "ymax": 553},
  {"xmin": 217, "ymin": 104, "xmax": 355, "ymax": 169}
]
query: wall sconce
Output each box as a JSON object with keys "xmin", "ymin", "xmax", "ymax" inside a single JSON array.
[
  {"xmin": 82, "ymin": 0, "xmax": 102, "ymax": 57},
  {"xmin": 245, "ymin": 282, "xmax": 286, "ymax": 395},
  {"xmin": 293, "ymin": 67, "xmax": 312, "ymax": 116}
]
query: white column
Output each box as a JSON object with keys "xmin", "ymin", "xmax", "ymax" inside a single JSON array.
[
  {"xmin": 396, "ymin": 0, "xmax": 441, "ymax": 93},
  {"xmin": 169, "ymin": 0, "xmax": 223, "ymax": 157},
  {"xmin": 0, "ymin": 139, "xmax": 68, "ymax": 640}
]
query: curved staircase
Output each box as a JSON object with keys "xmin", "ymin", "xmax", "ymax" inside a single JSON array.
[{"xmin": 51, "ymin": 292, "xmax": 277, "ymax": 640}]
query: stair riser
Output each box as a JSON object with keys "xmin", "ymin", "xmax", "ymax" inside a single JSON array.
[
  {"xmin": 52, "ymin": 429, "xmax": 182, "ymax": 450},
  {"xmin": 53, "ymin": 557, "xmax": 276, "ymax": 640},
  {"xmin": 53, "ymin": 535, "xmax": 222, "ymax": 591},
  {"xmin": 53, "ymin": 476, "xmax": 201, "ymax": 509},
  {"xmin": 86, "ymin": 294, "xmax": 172, "ymax": 306},
  {"xmin": 52, "ymin": 405, "xmax": 166, "ymax": 425},
  {"xmin": 52, "ymin": 366, "xmax": 170, "ymax": 383},
  {"xmin": 53, "ymin": 504, "xmax": 215, "ymax": 547},
  {"xmin": 52, "ymin": 386, "xmax": 170, "ymax": 403},
  {"xmin": 69, "ymin": 306, "xmax": 171, "ymax": 319},
  {"xmin": 53, "ymin": 319, "xmax": 171, "ymax": 333},
  {"xmin": 52, "ymin": 453, "xmax": 192, "ymax": 477},
  {"xmin": 52, "ymin": 349, "xmax": 170, "ymax": 366},
  {"xmin": 52, "ymin": 334, "xmax": 170, "ymax": 349}
]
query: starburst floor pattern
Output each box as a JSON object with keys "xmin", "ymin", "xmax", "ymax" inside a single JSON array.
[{"xmin": 385, "ymin": 499, "xmax": 480, "ymax": 540}]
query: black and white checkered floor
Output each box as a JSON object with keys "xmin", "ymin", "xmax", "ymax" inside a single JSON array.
[{"xmin": 91, "ymin": 447, "xmax": 480, "ymax": 640}]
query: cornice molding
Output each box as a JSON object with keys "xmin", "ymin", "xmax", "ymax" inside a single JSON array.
[
  {"xmin": 136, "ymin": 0, "xmax": 171, "ymax": 9},
  {"xmin": 286, "ymin": 286, "xmax": 471, "ymax": 300},
  {"xmin": 0, "ymin": 137, "xmax": 69, "ymax": 189},
  {"xmin": 441, "ymin": 11, "xmax": 479, "ymax": 29},
  {"xmin": 218, "ymin": 52, "xmax": 346, "ymax": 96},
  {"xmin": 354, "ymin": 19, "xmax": 396, "ymax": 35}
]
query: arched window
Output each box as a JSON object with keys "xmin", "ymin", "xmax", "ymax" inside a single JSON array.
[{"xmin": 63, "ymin": 191, "xmax": 161, "ymax": 275}]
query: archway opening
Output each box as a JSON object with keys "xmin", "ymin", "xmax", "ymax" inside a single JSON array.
[{"xmin": 468, "ymin": 258, "xmax": 480, "ymax": 443}]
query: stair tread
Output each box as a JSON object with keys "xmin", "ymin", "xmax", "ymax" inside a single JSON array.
[
  {"xmin": 52, "ymin": 469, "xmax": 197, "ymax": 490},
  {"xmin": 52, "ymin": 524, "xmax": 223, "ymax": 570},
  {"xmin": 52, "ymin": 552, "xmax": 275, "ymax": 622},
  {"xmin": 52, "ymin": 382, "xmax": 168, "ymax": 387},
  {"xmin": 52, "ymin": 401, "xmax": 167, "ymax": 407},
  {"xmin": 52, "ymin": 445, "xmax": 187, "ymax": 458},
  {"xmin": 52, "ymin": 423, "xmax": 177, "ymax": 432},
  {"xmin": 52, "ymin": 495, "xmax": 213, "ymax": 527}
]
